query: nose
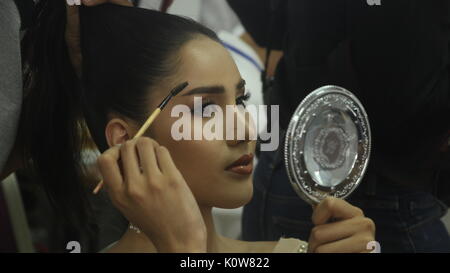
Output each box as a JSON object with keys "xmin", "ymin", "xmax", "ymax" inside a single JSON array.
[{"xmin": 225, "ymin": 106, "xmax": 257, "ymax": 147}]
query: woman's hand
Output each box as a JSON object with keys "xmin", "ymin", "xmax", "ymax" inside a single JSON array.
[
  {"xmin": 308, "ymin": 197, "xmax": 376, "ymax": 253},
  {"xmin": 65, "ymin": 0, "xmax": 132, "ymax": 77},
  {"xmin": 97, "ymin": 137, "xmax": 207, "ymax": 253}
]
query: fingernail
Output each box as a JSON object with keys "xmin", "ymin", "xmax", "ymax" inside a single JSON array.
[{"xmin": 75, "ymin": 0, "xmax": 81, "ymax": 5}]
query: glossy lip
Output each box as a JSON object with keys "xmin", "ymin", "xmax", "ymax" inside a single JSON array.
[{"xmin": 225, "ymin": 153, "xmax": 254, "ymax": 175}]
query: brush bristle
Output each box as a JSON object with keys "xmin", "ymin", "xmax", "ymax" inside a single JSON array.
[{"xmin": 171, "ymin": 82, "xmax": 189, "ymax": 97}]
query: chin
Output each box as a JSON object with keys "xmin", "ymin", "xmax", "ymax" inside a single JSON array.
[{"xmin": 212, "ymin": 184, "xmax": 254, "ymax": 209}]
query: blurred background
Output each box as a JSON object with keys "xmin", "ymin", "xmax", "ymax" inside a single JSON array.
[{"xmin": 1, "ymin": 0, "xmax": 449, "ymax": 253}]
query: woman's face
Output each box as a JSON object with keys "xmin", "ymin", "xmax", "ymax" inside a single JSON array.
[{"xmin": 129, "ymin": 37, "xmax": 257, "ymax": 209}]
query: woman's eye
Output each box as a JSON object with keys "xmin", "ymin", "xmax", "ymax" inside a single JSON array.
[
  {"xmin": 236, "ymin": 91, "xmax": 251, "ymax": 108},
  {"xmin": 191, "ymin": 100, "xmax": 220, "ymax": 117},
  {"xmin": 202, "ymin": 104, "xmax": 221, "ymax": 117}
]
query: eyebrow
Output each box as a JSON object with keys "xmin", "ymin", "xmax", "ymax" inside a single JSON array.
[{"xmin": 181, "ymin": 79, "xmax": 246, "ymax": 96}]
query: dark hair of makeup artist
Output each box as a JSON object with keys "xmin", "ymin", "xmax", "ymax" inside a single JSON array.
[{"xmin": 20, "ymin": 2, "xmax": 220, "ymax": 250}]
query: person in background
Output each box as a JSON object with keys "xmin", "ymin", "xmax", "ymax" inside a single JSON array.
[
  {"xmin": 228, "ymin": 0, "xmax": 450, "ymax": 252},
  {"xmin": 1, "ymin": 0, "xmax": 204, "ymax": 253},
  {"xmin": 72, "ymin": 4, "xmax": 375, "ymax": 253}
]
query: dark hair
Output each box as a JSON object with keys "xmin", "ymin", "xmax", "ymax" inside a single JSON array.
[
  {"xmin": 79, "ymin": 4, "xmax": 220, "ymax": 152},
  {"xmin": 20, "ymin": 0, "xmax": 92, "ymax": 250},
  {"xmin": 20, "ymin": 2, "xmax": 220, "ymax": 250}
]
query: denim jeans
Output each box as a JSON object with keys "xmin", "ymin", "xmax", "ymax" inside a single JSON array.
[{"xmin": 243, "ymin": 146, "xmax": 450, "ymax": 253}]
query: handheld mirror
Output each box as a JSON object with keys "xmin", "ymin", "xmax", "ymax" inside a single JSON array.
[{"xmin": 284, "ymin": 86, "xmax": 371, "ymax": 205}]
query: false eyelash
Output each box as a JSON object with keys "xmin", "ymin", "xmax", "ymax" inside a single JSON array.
[{"xmin": 236, "ymin": 91, "xmax": 251, "ymax": 107}]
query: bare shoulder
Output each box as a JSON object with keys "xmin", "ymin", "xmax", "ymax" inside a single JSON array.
[
  {"xmin": 103, "ymin": 230, "xmax": 157, "ymax": 253},
  {"xmin": 220, "ymin": 237, "xmax": 308, "ymax": 253},
  {"xmin": 219, "ymin": 236, "xmax": 279, "ymax": 253},
  {"xmin": 244, "ymin": 241, "xmax": 280, "ymax": 253}
]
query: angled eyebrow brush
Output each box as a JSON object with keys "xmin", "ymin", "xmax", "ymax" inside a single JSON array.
[{"xmin": 93, "ymin": 81, "xmax": 189, "ymax": 194}]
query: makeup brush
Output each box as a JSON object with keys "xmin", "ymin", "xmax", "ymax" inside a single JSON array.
[{"xmin": 93, "ymin": 81, "xmax": 189, "ymax": 194}]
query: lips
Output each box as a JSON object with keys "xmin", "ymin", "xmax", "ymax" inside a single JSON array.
[{"xmin": 225, "ymin": 153, "xmax": 254, "ymax": 175}]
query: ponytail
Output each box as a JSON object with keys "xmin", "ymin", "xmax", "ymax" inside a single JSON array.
[{"xmin": 20, "ymin": 0, "xmax": 97, "ymax": 250}]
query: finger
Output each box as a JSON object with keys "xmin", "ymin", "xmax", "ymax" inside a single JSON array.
[
  {"xmin": 312, "ymin": 236, "xmax": 374, "ymax": 253},
  {"xmin": 97, "ymin": 146, "xmax": 124, "ymax": 194},
  {"xmin": 81, "ymin": 0, "xmax": 133, "ymax": 7},
  {"xmin": 308, "ymin": 217, "xmax": 374, "ymax": 251},
  {"xmin": 136, "ymin": 137, "xmax": 162, "ymax": 177},
  {"xmin": 120, "ymin": 140, "xmax": 142, "ymax": 184},
  {"xmin": 65, "ymin": 4, "xmax": 79, "ymax": 41},
  {"xmin": 156, "ymin": 146, "xmax": 180, "ymax": 176},
  {"xmin": 312, "ymin": 197, "xmax": 364, "ymax": 225}
]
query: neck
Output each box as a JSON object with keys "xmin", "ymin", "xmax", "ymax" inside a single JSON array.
[{"xmin": 200, "ymin": 206, "xmax": 224, "ymax": 253}]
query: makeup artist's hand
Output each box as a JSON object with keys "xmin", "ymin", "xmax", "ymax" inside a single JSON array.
[
  {"xmin": 97, "ymin": 137, "xmax": 207, "ymax": 253},
  {"xmin": 307, "ymin": 197, "xmax": 376, "ymax": 253},
  {"xmin": 66, "ymin": 0, "xmax": 133, "ymax": 77}
]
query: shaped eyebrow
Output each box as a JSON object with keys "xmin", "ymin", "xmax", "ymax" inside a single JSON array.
[{"xmin": 181, "ymin": 79, "xmax": 246, "ymax": 96}]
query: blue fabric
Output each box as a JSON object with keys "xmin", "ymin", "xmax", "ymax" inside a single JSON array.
[{"xmin": 243, "ymin": 148, "xmax": 450, "ymax": 253}]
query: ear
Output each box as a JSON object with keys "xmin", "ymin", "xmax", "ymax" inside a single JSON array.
[{"xmin": 105, "ymin": 118, "xmax": 133, "ymax": 147}]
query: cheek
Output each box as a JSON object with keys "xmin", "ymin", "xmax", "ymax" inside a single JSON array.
[
  {"xmin": 147, "ymin": 116, "xmax": 254, "ymax": 208},
  {"xmin": 151, "ymin": 115, "xmax": 222, "ymax": 174},
  {"xmin": 170, "ymin": 140, "xmax": 222, "ymax": 181},
  {"xmin": 165, "ymin": 139, "xmax": 235, "ymax": 206},
  {"xmin": 150, "ymin": 119, "xmax": 223, "ymax": 183}
]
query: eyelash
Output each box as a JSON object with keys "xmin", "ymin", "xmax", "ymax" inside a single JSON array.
[
  {"xmin": 236, "ymin": 91, "xmax": 251, "ymax": 108},
  {"xmin": 191, "ymin": 91, "xmax": 252, "ymax": 115}
]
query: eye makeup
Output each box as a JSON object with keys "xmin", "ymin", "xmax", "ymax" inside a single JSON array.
[
  {"xmin": 189, "ymin": 90, "xmax": 252, "ymax": 117},
  {"xmin": 178, "ymin": 78, "xmax": 249, "ymax": 117},
  {"xmin": 236, "ymin": 91, "xmax": 251, "ymax": 107}
]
